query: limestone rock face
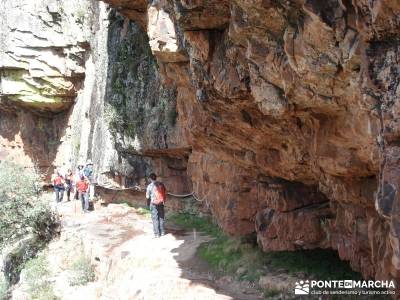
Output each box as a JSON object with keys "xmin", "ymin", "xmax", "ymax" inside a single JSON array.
[
  {"xmin": 0, "ymin": 0, "xmax": 106, "ymax": 178},
  {"xmin": 0, "ymin": 1, "xmax": 190, "ymax": 193},
  {"xmin": 99, "ymin": 0, "xmax": 400, "ymax": 283},
  {"xmin": 0, "ymin": 0, "xmax": 95, "ymax": 112}
]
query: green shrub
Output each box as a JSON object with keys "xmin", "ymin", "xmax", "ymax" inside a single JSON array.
[
  {"xmin": 0, "ymin": 161, "xmax": 58, "ymax": 249},
  {"xmin": 27, "ymin": 202, "xmax": 59, "ymax": 242},
  {"xmin": 69, "ymin": 254, "xmax": 95, "ymax": 286}
]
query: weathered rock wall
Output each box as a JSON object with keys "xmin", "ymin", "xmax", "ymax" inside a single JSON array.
[
  {"xmin": 0, "ymin": 0, "xmax": 93, "ymax": 112},
  {"xmin": 0, "ymin": 0, "xmax": 191, "ymax": 194},
  {"xmin": 2, "ymin": 0, "xmax": 400, "ymax": 284},
  {"xmin": 98, "ymin": 0, "xmax": 400, "ymax": 282},
  {"xmin": 0, "ymin": 0, "xmax": 104, "ymax": 177},
  {"xmin": 99, "ymin": 11, "xmax": 191, "ymax": 190}
]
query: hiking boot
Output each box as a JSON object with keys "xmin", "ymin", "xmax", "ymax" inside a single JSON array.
[{"xmin": 153, "ymin": 234, "xmax": 160, "ymax": 239}]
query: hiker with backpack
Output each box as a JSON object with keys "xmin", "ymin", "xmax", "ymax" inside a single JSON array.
[
  {"xmin": 52, "ymin": 170, "xmax": 65, "ymax": 203},
  {"xmin": 76, "ymin": 175, "xmax": 90, "ymax": 213},
  {"xmin": 146, "ymin": 173, "xmax": 166, "ymax": 238}
]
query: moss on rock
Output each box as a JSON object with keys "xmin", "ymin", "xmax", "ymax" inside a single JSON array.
[{"xmin": 105, "ymin": 14, "xmax": 178, "ymax": 149}]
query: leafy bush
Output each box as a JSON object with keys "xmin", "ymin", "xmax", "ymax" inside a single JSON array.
[
  {"xmin": 68, "ymin": 254, "xmax": 95, "ymax": 286},
  {"xmin": 0, "ymin": 161, "xmax": 58, "ymax": 249}
]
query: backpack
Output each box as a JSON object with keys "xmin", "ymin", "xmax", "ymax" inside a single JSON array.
[
  {"xmin": 84, "ymin": 166, "xmax": 93, "ymax": 178},
  {"xmin": 153, "ymin": 182, "xmax": 166, "ymax": 205}
]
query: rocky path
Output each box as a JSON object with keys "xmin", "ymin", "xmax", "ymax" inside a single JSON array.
[{"xmin": 40, "ymin": 201, "xmax": 264, "ymax": 300}]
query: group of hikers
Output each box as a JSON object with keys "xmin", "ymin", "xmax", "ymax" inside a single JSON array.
[
  {"xmin": 52, "ymin": 160, "xmax": 94, "ymax": 213},
  {"xmin": 52, "ymin": 163, "xmax": 166, "ymax": 237}
]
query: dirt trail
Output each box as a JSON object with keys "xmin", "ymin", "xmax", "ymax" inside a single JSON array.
[{"xmin": 45, "ymin": 201, "xmax": 264, "ymax": 300}]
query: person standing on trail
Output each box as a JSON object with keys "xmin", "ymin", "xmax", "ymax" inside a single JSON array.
[
  {"xmin": 76, "ymin": 175, "xmax": 89, "ymax": 213},
  {"xmin": 83, "ymin": 160, "xmax": 94, "ymax": 200},
  {"xmin": 52, "ymin": 170, "xmax": 65, "ymax": 203},
  {"xmin": 146, "ymin": 173, "xmax": 166, "ymax": 238},
  {"xmin": 74, "ymin": 165, "xmax": 84, "ymax": 200},
  {"xmin": 65, "ymin": 169, "xmax": 74, "ymax": 201}
]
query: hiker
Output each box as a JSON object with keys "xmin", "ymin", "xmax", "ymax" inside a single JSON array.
[
  {"xmin": 83, "ymin": 160, "xmax": 94, "ymax": 200},
  {"xmin": 76, "ymin": 175, "xmax": 89, "ymax": 213},
  {"xmin": 52, "ymin": 170, "xmax": 65, "ymax": 203},
  {"xmin": 65, "ymin": 169, "xmax": 74, "ymax": 201},
  {"xmin": 74, "ymin": 165, "xmax": 84, "ymax": 200},
  {"xmin": 146, "ymin": 173, "xmax": 166, "ymax": 238}
]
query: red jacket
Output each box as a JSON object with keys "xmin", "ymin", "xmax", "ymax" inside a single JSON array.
[
  {"xmin": 76, "ymin": 180, "xmax": 89, "ymax": 192},
  {"xmin": 53, "ymin": 176, "xmax": 64, "ymax": 186}
]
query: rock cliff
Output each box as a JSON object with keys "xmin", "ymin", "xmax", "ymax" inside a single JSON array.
[
  {"xmin": 0, "ymin": 0, "xmax": 191, "ymax": 194},
  {"xmin": 0, "ymin": 0, "xmax": 103, "ymax": 176},
  {"xmin": 97, "ymin": 0, "xmax": 400, "ymax": 283},
  {"xmin": 2, "ymin": 0, "xmax": 400, "ymax": 284},
  {"xmin": 0, "ymin": 0, "xmax": 93, "ymax": 112}
]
